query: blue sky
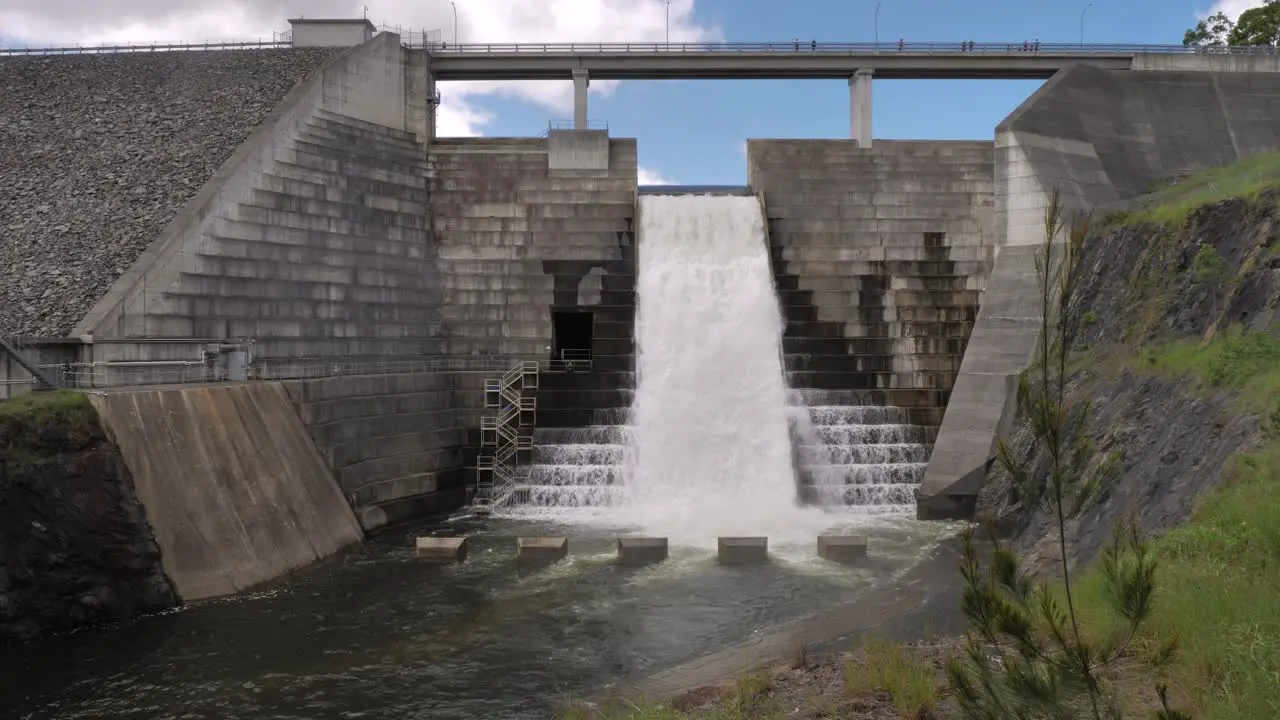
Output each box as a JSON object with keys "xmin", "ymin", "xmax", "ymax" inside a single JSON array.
[{"xmin": 464, "ymin": 0, "xmax": 1222, "ymax": 184}]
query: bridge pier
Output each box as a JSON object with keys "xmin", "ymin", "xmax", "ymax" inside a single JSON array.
[
  {"xmin": 573, "ymin": 68, "xmax": 589, "ymax": 129},
  {"xmin": 849, "ymin": 69, "xmax": 873, "ymax": 148}
]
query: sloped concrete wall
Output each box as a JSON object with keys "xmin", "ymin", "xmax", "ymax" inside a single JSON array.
[
  {"xmin": 88, "ymin": 383, "xmax": 363, "ymax": 600},
  {"xmin": 919, "ymin": 65, "xmax": 1280, "ymax": 518},
  {"xmin": 76, "ymin": 32, "xmax": 415, "ymax": 350}
]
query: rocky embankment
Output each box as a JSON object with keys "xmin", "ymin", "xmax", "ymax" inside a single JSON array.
[
  {"xmin": 978, "ymin": 193, "xmax": 1280, "ymax": 568},
  {"xmin": 0, "ymin": 48, "xmax": 338, "ymax": 337},
  {"xmin": 0, "ymin": 391, "xmax": 175, "ymax": 641}
]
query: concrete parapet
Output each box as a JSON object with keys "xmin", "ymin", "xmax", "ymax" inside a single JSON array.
[
  {"xmin": 518, "ymin": 537, "xmax": 569, "ymax": 564},
  {"xmin": 548, "ymin": 129, "xmax": 611, "ymax": 170},
  {"xmin": 416, "ymin": 536, "xmax": 468, "ymax": 563},
  {"xmin": 718, "ymin": 537, "xmax": 768, "ymax": 565},
  {"xmin": 817, "ymin": 535, "xmax": 869, "ymax": 565},
  {"xmin": 617, "ymin": 537, "xmax": 669, "ymax": 565}
]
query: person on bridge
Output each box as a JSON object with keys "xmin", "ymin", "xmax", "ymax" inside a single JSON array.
[{"xmin": 810, "ymin": 39, "xmax": 817, "ymax": 50}]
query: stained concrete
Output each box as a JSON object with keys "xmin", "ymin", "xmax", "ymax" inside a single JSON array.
[
  {"xmin": 817, "ymin": 535, "xmax": 868, "ymax": 565},
  {"xmin": 718, "ymin": 537, "xmax": 768, "ymax": 565},
  {"xmin": 415, "ymin": 536, "xmax": 468, "ymax": 563},
  {"xmin": 517, "ymin": 537, "xmax": 569, "ymax": 563},
  {"xmin": 88, "ymin": 383, "xmax": 363, "ymax": 601},
  {"xmin": 617, "ymin": 537, "xmax": 669, "ymax": 565}
]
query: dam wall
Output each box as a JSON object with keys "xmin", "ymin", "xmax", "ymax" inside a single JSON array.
[
  {"xmin": 747, "ymin": 140, "xmax": 994, "ymax": 420},
  {"xmin": 88, "ymin": 383, "xmax": 363, "ymax": 600},
  {"xmin": 0, "ymin": 47, "xmax": 341, "ymax": 337},
  {"xmin": 919, "ymin": 66, "xmax": 1280, "ymax": 519},
  {"xmin": 73, "ymin": 33, "xmax": 446, "ymax": 366},
  {"xmin": 282, "ymin": 372, "xmax": 472, "ymax": 530}
]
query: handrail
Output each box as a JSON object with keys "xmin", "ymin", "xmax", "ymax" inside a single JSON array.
[
  {"xmin": 0, "ymin": 40, "xmax": 291, "ymax": 56},
  {"xmin": 417, "ymin": 41, "xmax": 1280, "ymax": 55}
]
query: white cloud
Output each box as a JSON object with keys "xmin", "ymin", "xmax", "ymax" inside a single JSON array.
[
  {"xmin": 1201, "ymin": 0, "xmax": 1260, "ymax": 19},
  {"xmin": 1, "ymin": 0, "xmax": 718, "ymax": 136},
  {"xmin": 637, "ymin": 167, "xmax": 674, "ymax": 185}
]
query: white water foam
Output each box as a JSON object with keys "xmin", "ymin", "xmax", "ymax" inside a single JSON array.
[{"xmin": 617, "ymin": 194, "xmax": 830, "ymax": 545}]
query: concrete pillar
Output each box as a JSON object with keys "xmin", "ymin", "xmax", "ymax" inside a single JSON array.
[
  {"xmin": 572, "ymin": 69, "xmax": 589, "ymax": 129},
  {"xmin": 849, "ymin": 69, "xmax": 873, "ymax": 148}
]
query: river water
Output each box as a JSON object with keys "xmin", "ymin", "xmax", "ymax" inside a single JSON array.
[{"xmin": 0, "ymin": 513, "xmax": 956, "ymax": 719}]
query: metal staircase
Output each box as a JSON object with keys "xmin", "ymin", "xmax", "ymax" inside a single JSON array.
[
  {"xmin": 470, "ymin": 360, "xmax": 539, "ymax": 513},
  {"xmin": 0, "ymin": 337, "xmax": 57, "ymax": 390}
]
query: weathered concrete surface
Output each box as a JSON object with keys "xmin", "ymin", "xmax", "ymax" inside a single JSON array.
[
  {"xmin": 415, "ymin": 536, "xmax": 468, "ymax": 563},
  {"xmin": 548, "ymin": 129, "xmax": 610, "ymax": 170},
  {"xmin": 617, "ymin": 537, "xmax": 669, "ymax": 565},
  {"xmin": 283, "ymin": 372, "xmax": 469, "ymax": 529},
  {"xmin": 88, "ymin": 383, "xmax": 363, "ymax": 601},
  {"xmin": 817, "ymin": 535, "xmax": 868, "ymax": 565},
  {"xmin": 0, "ymin": 48, "xmax": 339, "ymax": 337},
  {"xmin": 0, "ymin": 392, "xmax": 176, "ymax": 640},
  {"xmin": 717, "ymin": 537, "xmax": 768, "ymax": 565},
  {"xmin": 922, "ymin": 66, "xmax": 1280, "ymax": 518},
  {"xmin": 77, "ymin": 34, "xmax": 436, "ymax": 365},
  {"xmin": 517, "ymin": 537, "xmax": 569, "ymax": 563}
]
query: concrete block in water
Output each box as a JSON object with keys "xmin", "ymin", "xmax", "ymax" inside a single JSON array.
[
  {"xmin": 617, "ymin": 537, "xmax": 668, "ymax": 565},
  {"xmin": 416, "ymin": 536, "xmax": 468, "ymax": 563},
  {"xmin": 817, "ymin": 535, "xmax": 868, "ymax": 565},
  {"xmin": 718, "ymin": 537, "xmax": 768, "ymax": 565},
  {"xmin": 518, "ymin": 537, "xmax": 569, "ymax": 563}
]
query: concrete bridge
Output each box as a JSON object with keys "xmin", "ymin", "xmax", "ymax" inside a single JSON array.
[{"xmin": 420, "ymin": 41, "xmax": 1280, "ymax": 146}]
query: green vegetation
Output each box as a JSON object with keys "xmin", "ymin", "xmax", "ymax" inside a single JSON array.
[
  {"xmin": 1183, "ymin": 0, "xmax": 1280, "ymax": 47},
  {"xmin": 0, "ymin": 389, "xmax": 97, "ymax": 464},
  {"xmin": 1135, "ymin": 327, "xmax": 1280, "ymax": 411},
  {"xmin": 1120, "ymin": 151, "xmax": 1280, "ymax": 227},
  {"xmin": 845, "ymin": 641, "xmax": 942, "ymax": 716},
  {"xmin": 556, "ymin": 668, "xmax": 780, "ymax": 720}
]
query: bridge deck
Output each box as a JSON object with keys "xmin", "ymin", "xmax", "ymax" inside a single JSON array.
[{"xmin": 422, "ymin": 41, "xmax": 1271, "ymax": 81}]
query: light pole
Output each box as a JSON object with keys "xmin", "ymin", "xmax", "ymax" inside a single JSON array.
[
  {"xmin": 665, "ymin": 1, "xmax": 670, "ymax": 46},
  {"xmin": 451, "ymin": 1, "xmax": 458, "ymax": 45},
  {"xmin": 874, "ymin": 2, "xmax": 881, "ymax": 46},
  {"xmin": 1080, "ymin": 2, "xmax": 1092, "ymax": 46}
]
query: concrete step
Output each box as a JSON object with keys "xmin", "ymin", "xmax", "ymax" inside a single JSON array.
[
  {"xmin": 440, "ymin": 305, "xmax": 550, "ymax": 323},
  {"xmin": 771, "ymin": 219, "xmax": 988, "ymax": 234},
  {"xmin": 442, "ymin": 317, "xmax": 632, "ymax": 340},
  {"xmin": 158, "ymin": 294, "xmax": 444, "ymax": 325},
  {"xmin": 784, "ymin": 353, "xmax": 961, "ymax": 373},
  {"xmin": 314, "ymin": 110, "xmax": 421, "ymax": 143},
  {"xmin": 773, "ymin": 246, "xmax": 986, "ymax": 263},
  {"xmin": 189, "ymin": 249, "xmax": 439, "ymax": 287},
  {"xmin": 338, "ymin": 447, "xmax": 466, "ymax": 490},
  {"xmin": 117, "ymin": 312, "xmax": 446, "ymax": 341},
  {"xmin": 784, "ymin": 370, "xmax": 955, "ymax": 391},
  {"xmin": 436, "ymin": 245, "xmax": 626, "ymax": 262},
  {"xmin": 434, "ymin": 216, "xmax": 630, "ymax": 233},
  {"xmin": 330, "ymin": 428, "xmax": 467, "ymax": 468},
  {"xmin": 775, "ymin": 288, "xmax": 981, "ymax": 306},
  {"xmin": 247, "ymin": 189, "xmax": 426, "ymax": 227},
  {"xmin": 439, "ymin": 230, "xmax": 632, "ymax": 247},
  {"xmin": 768, "ymin": 232, "xmax": 988, "ymax": 249},
  {"xmin": 263, "ymin": 165, "xmax": 426, "ymax": 200},
  {"xmin": 775, "ymin": 274, "xmax": 985, "ymax": 292},
  {"xmin": 300, "ymin": 123, "xmax": 424, "ymax": 156},
  {"xmin": 232, "ymin": 204, "xmax": 428, "ymax": 234},
  {"xmin": 207, "ymin": 228, "xmax": 433, "ymax": 264},
  {"xmin": 778, "ymin": 260, "xmax": 986, "ymax": 277},
  {"xmin": 248, "ymin": 336, "xmax": 448, "ymax": 360},
  {"xmin": 782, "ymin": 304, "xmax": 978, "ymax": 324},
  {"xmin": 275, "ymin": 147, "xmax": 425, "ymax": 187},
  {"xmin": 291, "ymin": 137, "xmax": 431, "ymax": 175},
  {"xmin": 173, "ymin": 272, "xmax": 442, "ymax": 305},
  {"xmin": 213, "ymin": 218, "xmax": 430, "ymax": 248},
  {"xmin": 428, "ymin": 178, "xmax": 636, "ymax": 193},
  {"xmin": 430, "ymin": 200, "xmax": 633, "ymax": 218},
  {"xmin": 786, "ymin": 319, "xmax": 974, "ymax": 339},
  {"xmin": 255, "ymin": 174, "xmax": 428, "ymax": 210},
  {"xmin": 437, "ymin": 259, "xmax": 550, "ymax": 275}
]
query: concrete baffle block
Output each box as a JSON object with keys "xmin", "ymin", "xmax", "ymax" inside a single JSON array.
[
  {"xmin": 818, "ymin": 535, "xmax": 868, "ymax": 565},
  {"xmin": 718, "ymin": 537, "xmax": 768, "ymax": 565},
  {"xmin": 416, "ymin": 536, "xmax": 468, "ymax": 563},
  {"xmin": 617, "ymin": 537, "xmax": 669, "ymax": 565},
  {"xmin": 517, "ymin": 537, "xmax": 569, "ymax": 564}
]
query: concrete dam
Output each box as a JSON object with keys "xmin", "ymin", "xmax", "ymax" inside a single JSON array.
[{"xmin": 4, "ymin": 22, "xmax": 1280, "ymax": 603}]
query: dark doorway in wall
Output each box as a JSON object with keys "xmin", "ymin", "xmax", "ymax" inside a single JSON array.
[
  {"xmin": 552, "ymin": 310, "xmax": 594, "ymax": 362},
  {"xmin": 922, "ymin": 231, "xmax": 947, "ymax": 248}
]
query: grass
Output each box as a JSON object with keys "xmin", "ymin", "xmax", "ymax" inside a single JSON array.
[
  {"xmin": 1066, "ymin": 328, "xmax": 1280, "ymax": 719},
  {"xmin": 1119, "ymin": 150, "xmax": 1280, "ymax": 227},
  {"xmin": 557, "ymin": 669, "xmax": 781, "ymax": 720},
  {"xmin": 0, "ymin": 389, "xmax": 98, "ymax": 463},
  {"xmin": 844, "ymin": 640, "xmax": 942, "ymax": 717}
]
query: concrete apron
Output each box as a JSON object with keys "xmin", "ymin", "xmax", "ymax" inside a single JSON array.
[{"xmin": 591, "ymin": 533, "xmax": 967, "ymax": 704}]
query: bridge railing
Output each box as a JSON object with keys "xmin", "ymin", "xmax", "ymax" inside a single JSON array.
[{"xmin": 414, "ymin": 40, "xmax": 1280, "ymax": 55}]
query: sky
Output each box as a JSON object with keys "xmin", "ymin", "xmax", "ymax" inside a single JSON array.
[{"xmin": 0, "ymin": 0, "xmax": 1262, "ymax": 184}]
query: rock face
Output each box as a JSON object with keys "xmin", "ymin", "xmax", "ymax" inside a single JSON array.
[
  {"xmin": 0, "ymin": 392, "xmax": 176, "ymax": 641},
  {"xmin": 0, "ymin": 48, "xmax": 339, "ymax": 337},
  {"xmin": 977, "ymin": 195, "xmax": 1280, "ymax": 569}
]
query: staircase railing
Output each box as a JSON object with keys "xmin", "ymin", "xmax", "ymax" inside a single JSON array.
[
  {"xmin": 471, "ymin": 360, "xmax": 539, "ymax": 513},
  {"xmin": 0, "ymin": 337, "xmax": 58, "ymax": 390}
]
